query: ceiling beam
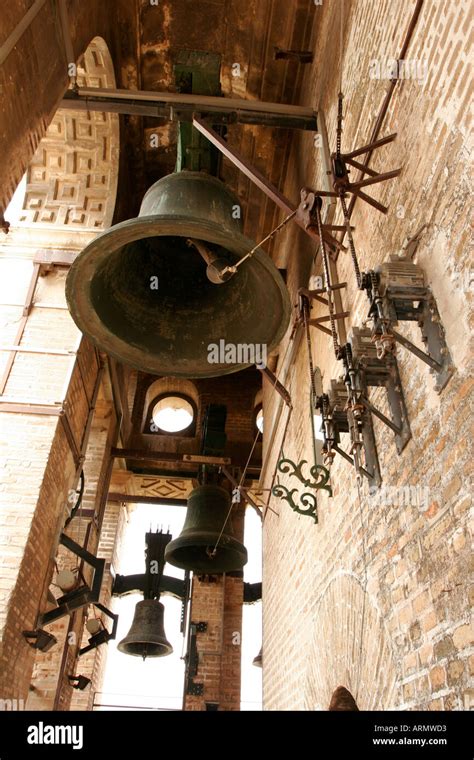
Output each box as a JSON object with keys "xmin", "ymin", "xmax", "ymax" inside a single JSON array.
[{"xmin": 60, "ymin": 87, "xmax": 317, "ymax": 130}]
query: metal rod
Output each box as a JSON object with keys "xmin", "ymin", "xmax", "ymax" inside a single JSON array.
[
  {"xmin": 0, "ymin": 0, "xmax": 48, "ymax": 66},
  {"xmin": 342, "ymin": 133, "xmax": 398, "ymax": 160},
  {"xmin": 193, "ymin": 117, "xmax": 333, "ymax": 248},
  {"xmin": 309, "ymin": 311, "xmax": 350, "ymax": 324},
  {"xmin": 61, "ymin": 87, "xmax": 317, "ymax": 128},
  {"xmin": 259, "ymin": 366, "xmax": 292, "ymax": 407},
  {"xmin": 351, "ymin": 189, "xmax": 388, "ymax": 214},
  {"xmin": 348, "ymin": 169, "xmax": 402, "ymax": 191},
  {"xmin": 60, "ymin": 412, "xmax": 81, "ymax": 467},
  {"xmin": 359, "ymin": 395, "xmax": 401, "ymax": 434},
  {"xmin": 391, "ymin": 329, "xmax": 442, "ymax": 370},
  {"xmin": 107, "ymin": 493, "xmax": 188, "ymax": 506},
  {"xmin": 345, "ymin": 0, "xmax": 424, "ymax": 222},
  {"xmin": 343, "ymin": 157, "xmax": 379, "ymax": 177},
  {"xmin": 220, "ymin": 467, "xmax": 263, "ymax": 519},
  {"xmin": 333, "ymin": 445, "xmax": 372, "ymax": 480}
]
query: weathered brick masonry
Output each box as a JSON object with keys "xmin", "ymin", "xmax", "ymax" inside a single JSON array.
[
  {"xmin": 0, "ymin": 0, "xmax": 471, "ymax": 712},
  {"xmin": 262, "ymin": 0, "xmax": 473, "ymax": 710}
]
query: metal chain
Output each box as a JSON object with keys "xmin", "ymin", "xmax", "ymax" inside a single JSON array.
[
  {"xmin": 314, "ymin": 200, "xmax": 341, "ymax": 358},
  {"xmin": 336, "ymin": 92, "xmax": 344, "ymax": 160},
  {"xmin": 302, "ymin": 297, "xmax": 318, "ymax": 403},
  {"xmin": 339, "ymin": 191, "xmax": 362, "ymax": 288}
]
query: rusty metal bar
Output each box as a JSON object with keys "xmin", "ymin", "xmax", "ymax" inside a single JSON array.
[
  {"xmin": 259, "ymin": 366, "xmax": 292, "ymax": 407},
  {"xmin": 391, "ymin": 329, "xmax": 442, "ymax": 370},
  {"xmin": 193, "ymin": 117, "xmax": 336, "ymax": 248},
  {"xmin": 342, "ymin": 133, "xmax": 398, "ymax": 160},
  {"xmin": 344, "ymin": 0, "xmax": 424, "ymax": 223},
  {"xmin": 348, "ymin": 169, "xmax": 402, "ymax": 191},
  {"xmin": 351, "ymin": 189, "xmax": 388, "ymax": 214},
  {"xmin": 359, "ymin": 395, "xmax": 402, "ymax": 435},
  {"xmin": 107, "ymin": 493, "xmax": 188, "ymax": 506},
  {"xmin": 343, "ymin": 157, "xmax": 379, "ymax": 177},
  {"xmin": 61, "ymin": 87, "xmax": 317, "ymax": 130},
  {"xmin": 60, "ymin": 411, "xmax": 81, "ymax": 468},
  {"xmin": 309, "ymin": 311, "xmax": 350, "ymax": 325},
  {"xmin": 307, "ymin": 322, "xmax": 332, "ymax": 336},
  {"xmin": 220, "ymin": 466, "xmax": 264, "ymax": 519}
]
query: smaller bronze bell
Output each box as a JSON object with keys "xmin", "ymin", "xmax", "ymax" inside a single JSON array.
[
  {"xmin": 164, "ymin": 485, "xmax": 247, "ymax": 573},
  {"xmin": 118, "ymin": 600, "xmax": 172, "ymax": 659}
]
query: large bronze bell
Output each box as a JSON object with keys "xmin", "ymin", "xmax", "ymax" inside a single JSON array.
[
  {"xmin": 117, "ymin": 600, "xmax": 172, "ymax": 659},
  {"xmin": 66, "ymin": 171, "xmax": 290, "ymax": 377},
  {"xmin": 165, "ymin": 485, "xmax": 247, "ymax": 573}
]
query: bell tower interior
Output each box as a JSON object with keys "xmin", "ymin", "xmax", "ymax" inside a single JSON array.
[{"xmin": 0, "ymin": 0, "xmax": 472, "ymax": 731}]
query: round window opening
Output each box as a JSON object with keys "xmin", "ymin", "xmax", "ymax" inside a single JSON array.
[
  {"xmin": 152, "ymin": 396, "xmax": 194, "ymax": 433},
  {"xmin": 256, "ymin": 408, "xmax": 264, "ymax": 434}
]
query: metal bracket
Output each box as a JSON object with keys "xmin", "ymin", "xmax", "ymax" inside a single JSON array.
[
  {"xmin": 366, "ymin": 261, "xmax": 455, "ymax": 393},
  {"xmin": 319, "ymin": 379, "xmax": 382, "ymax": 488},
  {"xmin": 350, "ymin": 326, "xmax": 411, "ymax": 453},
  {"xmin": 78, "ymin": 603, "xmax": 119, "ymax": 656},
  {"xmin": 39, "ymin": 533, "xmax": 105, "ymax": 626}
]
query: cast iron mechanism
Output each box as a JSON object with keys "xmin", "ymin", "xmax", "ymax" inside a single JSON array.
[
  {"xmin": 118, "ymin": 530, "xmax": 173, "ymax": 659},
  {"xmin": 350, "ymin": 326, "xmax": 411, "ymax": 453},
  {"xmin": 164, "ymin": 485, "xmax": 248, "ymax": 574},
  {"xmin": 313, "ymin": 323, "xmax": 413, "ymax": 484},
  {"xmin": 66, "ymin": 170, "xmax": 291, "ymax": 378},
  {"xmin": 39, "ymin": 533, "xmax": 106, "ymax": 626},
  {"xmin": 79, "ymin": 603, "xmax": 118, "ymax": 656},
  {"xmin": 361, "ymin": 257, "xmax": 454, "ymax": 392},
  {"xmin": 22, "ymin": 629, "xmax": 57, "ymax": 652},
  {"xmin": 316, "ymin": 375, "xmax": 382, "ymax": 488},
  {"xmin": 184, "ymin": 621, "xmax": 206, "ymax": 697}
]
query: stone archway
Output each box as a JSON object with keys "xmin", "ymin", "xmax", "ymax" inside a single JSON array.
[{"xmin": 304, "ymin": 572, "xmax": 400, "ymax": 711}]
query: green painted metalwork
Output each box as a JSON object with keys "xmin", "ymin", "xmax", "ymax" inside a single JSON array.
[
  {"xmin": 276, "ymin": 457, "xmax": 332, "ymax": 495},
  {"xmin": 271, "ymin": 483, "xmax": 318, "ymax": 524},
  {"xmin": 174, "ymin": 50, "xmax": 222, "ymax": 174}
]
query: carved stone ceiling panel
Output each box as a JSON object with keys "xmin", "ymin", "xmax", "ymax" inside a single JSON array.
[{"xmin": 18, "ymin": 37, "xmax": 119, "ymax": 231}]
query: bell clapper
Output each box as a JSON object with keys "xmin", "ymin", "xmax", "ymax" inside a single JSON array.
[{"xmin": 186, "ymin": 238, "xmax": 235, "ymax": 284}]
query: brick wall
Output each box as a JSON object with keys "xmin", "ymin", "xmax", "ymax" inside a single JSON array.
[
  {"xmin": 0, "ymin": 261, "xmax": 108, "ymax": 702},
  {"xmin": 262, "ymin": 0, "xmax": 473, "ymax": 710}
]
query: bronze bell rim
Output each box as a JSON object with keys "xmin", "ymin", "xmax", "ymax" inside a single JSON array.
[
  {"xmin": 164, "ymin": 530, "xmax": 248, "ymax": 573},
  {"xmin": 66, "ymin": 215, "xmax": 291, "ymax": 378}
]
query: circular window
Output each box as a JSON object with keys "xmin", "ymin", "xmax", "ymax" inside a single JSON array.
[
  {"xmin": 256, "ymin": 408, "xmax": 264, "ymax": 434},
  {"xmin": 152, "ymin": 396, "xmax": 194, "ymax": 433}
]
